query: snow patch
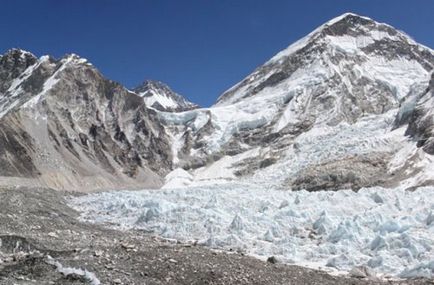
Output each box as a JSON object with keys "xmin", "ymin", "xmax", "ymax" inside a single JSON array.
[
  {"xmin": 139, "ymin": 89, "xmax": 180, "ymax": 109},
  {"xmin": 46, "ymin": 256, "xmax": 101, "ymax": 285},
  {"xmin": 162, "ymin": 168, "xmax": 193, "ymax": 189}
]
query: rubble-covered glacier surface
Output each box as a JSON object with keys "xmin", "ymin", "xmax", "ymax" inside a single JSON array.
[{"xmin": 70, "ymin": 184, "xmax": 434, "ymax": 278}]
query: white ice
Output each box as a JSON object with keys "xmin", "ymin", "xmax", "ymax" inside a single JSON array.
[{"xmin": 70, "ymin": 183, "xmax": 434, "ymax": 279}]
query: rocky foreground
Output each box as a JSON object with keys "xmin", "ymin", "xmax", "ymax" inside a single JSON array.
[{"xmin": 0, "ymin": 187, "xmax": 431, "ymax": 285}]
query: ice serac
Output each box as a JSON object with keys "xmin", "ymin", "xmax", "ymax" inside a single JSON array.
[
  {"xmin": 160, "ymin": 13, "xmax": 433, "ymax": 190},
  {"xmin": 0, "ymin": 49, "xmax": 172, "ymax": 191},
  {"xmin": 133, "ymin": 80, "xmax": 198, "ymax": 112}
]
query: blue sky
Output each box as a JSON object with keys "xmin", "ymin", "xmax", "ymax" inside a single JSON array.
[{"xmin": 1, "ymin": 0, "xmax": 432, "ymax": 106}]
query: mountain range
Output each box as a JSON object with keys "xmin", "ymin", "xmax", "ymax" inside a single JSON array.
[{"xmin": 0, "ymin": 12, "xmax": 433, "ymax": 192}]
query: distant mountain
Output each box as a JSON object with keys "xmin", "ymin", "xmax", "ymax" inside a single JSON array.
[{"xmin": 134, "ymin": 80, "xmax": 198, "ymax": 112}]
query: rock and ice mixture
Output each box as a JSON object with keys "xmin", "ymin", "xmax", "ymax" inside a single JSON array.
[{"xmin": 70, "ymin": 183, "xmax": 434, "ymax": 278}]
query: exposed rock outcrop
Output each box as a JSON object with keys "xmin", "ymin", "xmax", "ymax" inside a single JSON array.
[{"xmin": 403, "ymin": 73, "xmax": 434, "ymax": 154}]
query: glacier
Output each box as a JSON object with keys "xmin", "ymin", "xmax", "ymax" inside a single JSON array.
[{"xmin": 70, "ymin": 183, "xmax": 434, "ymax": 279}]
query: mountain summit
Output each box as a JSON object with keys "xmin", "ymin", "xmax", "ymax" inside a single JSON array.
[
  {"xmin": 134, "ymin": 80, "xmax": 198, "ymax": 112},
  {"xmin": 217, "ymin": 13, "xmax": 432, "ymax": 108}
]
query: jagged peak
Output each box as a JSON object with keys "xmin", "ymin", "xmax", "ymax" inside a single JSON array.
[
  {"xmin": 1, "ymin": 48, "xmax": 36, "ymax": 59},
  {"xmin": 135, "ymin": 79, "xmax": 172, "ymax": 92},
  {"xmin": 34, "ymin": 53, "xmax": 91, "ymax": 67},
  {"xmin": 134, "ymin": 79, "xmax": 185, "ymax": 98},
  {"xmin": 0, "ymin": 48, "xmax": 38, "ymax": 69},
  {"xmin": 60, "ymin": 53, "xmax": 90, "ymax": 66},
  {"xmin": 133, "ymin": 79, "xmax": 198, "ymax": 112}
]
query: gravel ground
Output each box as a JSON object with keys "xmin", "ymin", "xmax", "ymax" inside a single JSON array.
[{"xmin": 0, "ymin": 187, "xmax": 432, "ymax": 285}]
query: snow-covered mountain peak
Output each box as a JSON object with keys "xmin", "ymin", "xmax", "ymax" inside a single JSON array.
[
  {"xmin": 271, "ymin": 12, "xmax": 417, "ymax": 58},
  {"xmin": 133, "ymin": 79, "xmax": 198, "ymax": 112},
  {"xmin": 61, "ymin": 53, "xmax": 91, "ymax": 66},
  {"xmin": 0, "ymin": 49, "xmax": 38, "ymax": 89},
  {"xmin": 215, "ymin": 13, "xmax": 433, "ymax": 118},
  {"xmin": 324, "ymin": 12, "xmax": 381, "ymax": 31},
  {"xmin": 326, "ymin": 12, "xmax": 371, "ymax": 24}
]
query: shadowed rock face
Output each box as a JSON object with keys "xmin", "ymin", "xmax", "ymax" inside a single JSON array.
[
  {"xmin": 0, "ymin": 116, "xmax": 39, "ymax": 178},
  {"xmin": 404, "ymin": 73, "xmax": 434, "ymax": 154},
  {"xmin": 0, "ymin": 49, "xmax": 38, "ymax": 92}
]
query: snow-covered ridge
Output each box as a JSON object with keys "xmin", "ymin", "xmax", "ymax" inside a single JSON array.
[
  {"xmin": 22, "ymin": 54, "xmax": 84, "ymax": 109},
  {"xmin": 0, "ymin": 51, "xmax": 92, "ymax": 119}
]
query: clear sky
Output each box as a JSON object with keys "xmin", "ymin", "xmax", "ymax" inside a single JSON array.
[{"xmin": 1, "ymin": 0, "xmax": 432, "ymax": 107}]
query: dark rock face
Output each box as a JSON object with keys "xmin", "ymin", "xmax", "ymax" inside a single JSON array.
[
  {"xmin": 0, "ymin": 49, "xmax": 37, "ymax": 92},
  {"xmin": 42, "ymin": 64, "xmax": 172, "ymax": 177},
  {"xmin": 0, "ymin": 116, "xmax": 39, "ymax": 178},
  {"xmin": 404, "ymin": 73, "xmax": 434, "ymax": 154}
]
